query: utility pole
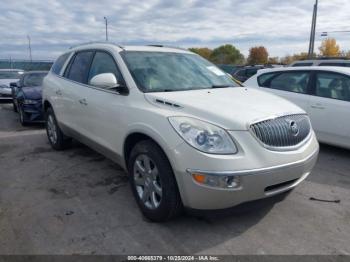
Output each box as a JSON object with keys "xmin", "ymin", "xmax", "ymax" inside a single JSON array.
[
  {"xmin": 27, "ymin": 35, "xmax": 32, "ymax": 62},
  {"xmin": 308, "ymin": 0, "xmax": 318, "ymax": 59},
  {"xmin": 104, "ymin": 17, "xmax": 108, "ymax": 41}
]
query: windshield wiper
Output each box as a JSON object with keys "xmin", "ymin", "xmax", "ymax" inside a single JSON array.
[{"xmin": 211, "ymin": 85, "xmax": 232, "ymax": 89}]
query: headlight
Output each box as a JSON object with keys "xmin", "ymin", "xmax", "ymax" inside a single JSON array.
[
  {"xmin": 168, "ymin": 116, "xmax": 238, "ymax": 154},
  {"xmin": 23, "ymin": 99, "xmax": 38, "ymax": 105}
]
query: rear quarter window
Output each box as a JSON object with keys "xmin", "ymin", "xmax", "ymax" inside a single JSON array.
[{"xmin": 51, "ymin": 53, "xmax": 71, "ymax": 75}]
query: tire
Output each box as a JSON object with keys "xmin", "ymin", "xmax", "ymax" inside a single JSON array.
[
  {"xmin": 18, "ymin": 106, "xmax": 27, "ymax": 126},
  {"xmin": 13, "ymin": 101, "xmax": 17, "ymax": 112},
  {"xmin": 128, "ymin": 140, "xmax": 183, "ymax": 222},
  {"xmin": 45, "ymin": 107, "xmax": 71, "ymax": 150}
]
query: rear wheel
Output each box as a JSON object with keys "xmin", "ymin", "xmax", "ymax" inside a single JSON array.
[
  {"xmin": 45, "ymin": 107, "xmax": 71, "ymax": 150},
  {"xmin": 128, "ymin": 140, "xmax": 183, "ymax": 222}
]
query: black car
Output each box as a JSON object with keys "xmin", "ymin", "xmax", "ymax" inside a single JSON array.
[
  {"xmin": 233, "ymin": 65, "xmax": 265, "ymax": 83},
  {"xmin": 11, "ymin": 71, "xmax": 48, "ymax": 125}
]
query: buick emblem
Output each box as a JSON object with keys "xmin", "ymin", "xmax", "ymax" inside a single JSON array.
[{"xmin": 288, "ymin": 120, "xmax": 299, "ymax": 136}]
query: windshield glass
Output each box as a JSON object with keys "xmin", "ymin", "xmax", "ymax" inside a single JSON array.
[
  {"xmin": 0, "ymin": 71, "xmax": 22, "ymax": 79},
  {"xmin": 121, "ymin": 51, "xmax": 240, "ymax": 92},
  {"xmin": 22, "ymin": 73, "xmax": 47, "ymax": 87}
]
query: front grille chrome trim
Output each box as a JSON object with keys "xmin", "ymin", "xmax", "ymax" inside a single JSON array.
[{"xmin": 249, "ymin": 114, "xmax": 312, "ymax": 151}]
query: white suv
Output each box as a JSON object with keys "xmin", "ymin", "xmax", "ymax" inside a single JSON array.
[{"xmin": 43, "ymin": 43, "xmax": 319, "ymax": 221}]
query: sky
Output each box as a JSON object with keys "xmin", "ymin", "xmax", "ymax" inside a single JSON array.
[{"xmin": 0, "ymin": 0, "xmax": 350, "ymax": 60}]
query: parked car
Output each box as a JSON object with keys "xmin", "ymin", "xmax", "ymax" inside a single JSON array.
[
  {"xmin": 290, "ymin": 58, "xmax": 350, "ymax": 67},
  {"xmin": 217, "ymin": 64, "xmax": 243, "ymax": 76},
  {"xmin": 11, "ymin": 71, "xmax": 48, "ymax": 125},
  {"xmin": 245, "ymin": 66, "xmax": 350, "ymax": 149},
  {"xmin": 0, "ymin": 69, "xmax": 24, "ymax": 101},
  {"xmin": 233, "ymin": 65, "xmax": 265, "ymax": 82},
  {"xmin": 42, "ymin": 43, "xmax": 319, "ymax": 221}
]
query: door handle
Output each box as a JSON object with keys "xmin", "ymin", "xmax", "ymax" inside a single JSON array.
[
  {"xmin": 310, "ymin": 103, "xmax": 325, "ymax": 110},
  {"xmin": 79, "ymin": 98, "xmax": 88, "ymax": 106},
  {"xmin": 55, "ymin": 90, "xmax": 62, "ymax": 96}
]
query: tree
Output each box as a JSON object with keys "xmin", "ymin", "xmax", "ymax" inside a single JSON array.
[
  {"xmin": 209, "ymin": 44, "xmax": 244, "ymax": 64},
  {"xmin": 248, "ymin": 46, "xmax": 269, "ymax": 65},
  {"xmin": 188, "ymin": 47, "xmax": 212, "ymax": 60},
  {"xmin": 319, "ymin": 38, "xmax": 341, "ymax": 57},
  {"xmin": 268, "ymin": 57, "xmax": 279, "ymax": 64}
]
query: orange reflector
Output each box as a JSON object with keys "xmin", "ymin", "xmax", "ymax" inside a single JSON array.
[{"xmin": 192, "ymin": 173, "xmax": 206, "ymax": 184}]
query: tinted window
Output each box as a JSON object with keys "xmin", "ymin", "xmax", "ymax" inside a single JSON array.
[
  {"xmin": 315, "ymin": 72, "xmax": 350, "ymax": 101},
  {"xmin": 66, "ymin": 51, "xmax": 94, "ymax": 84},
  {"xmin": 246, "ymin": 68, "xmax": 258, "ymax": 78},
  {"xmin": 236, "ymin": 69, "xmax": 246, "ymax": 77},
  {"xmin": 258, "ymin": 73, "xmax": 276, "ymax": 86},
  {"xmin": 51, "ymin": 53, "xmax": 70, "ymax": 75},
  {"xmin": 88, "ymin": 52, "xmax": 123, "ymax": 86},
  {"xmin": 292, "ymin": 63, "xmax": 313, "ymax": 67},
  {"xmin": 319, "ymin": 62, "xmax": 349, "ymax": 67},
  {"xmin": 22, "ymin": 73, "xmax": 47, "ymax": 87},
  {"xmin": 264, "ymin": 71, "xmax": 310, "ymax": 94}
]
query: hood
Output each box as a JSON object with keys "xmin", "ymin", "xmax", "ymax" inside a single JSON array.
[
  {"xmin": 22, "ymin": 86, "xmax": 43, "ymax": 100},
  {"xmin": 145, "ymin": 87, "xmax": 305, "ymax": 130},
  {"xmin": 0, "ymin": 79, "xmax": 18, "ymax": 87}
]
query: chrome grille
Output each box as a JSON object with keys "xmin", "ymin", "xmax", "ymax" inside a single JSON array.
[{"xmin": 250, "ymin": 114, "xmax": 311, "ymax": 149}]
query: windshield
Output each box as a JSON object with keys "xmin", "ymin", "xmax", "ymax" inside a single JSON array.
[
  {"xmin": 22, "ymin": 73, "xmax": 47, "ymax": 87},
  {"xmin": 0, "ymin": 71, "xmax": 22, "ymax": 79},
  {"xmin": 121, "ymin": 51, "xmax": 239, "ymax": 92}
]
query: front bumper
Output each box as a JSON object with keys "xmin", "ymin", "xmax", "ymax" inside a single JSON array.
[
  {"xmin": 169, "ymin": 131, "xmax": 319, "ymax": 210},
  {"xmin": 21, "ymin": 102, "xmax": 44, "ymax": 122}
]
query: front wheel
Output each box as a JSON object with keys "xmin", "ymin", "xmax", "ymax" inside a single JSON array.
[
  {"xmin": 128, "ymin": 140, "xmax": 183, "ymax": 222},
  {"xmin": 45, "ymin": 107, "xmax": 71, "ymax": 150},
  {"xmin": 18, "ymin": 106, "xmax": 27, "ymax": 126}
]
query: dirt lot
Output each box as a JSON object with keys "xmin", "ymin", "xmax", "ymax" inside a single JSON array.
[{"xmin": 0, "ymin": 103, "xmax": 349, "ymax": 255}]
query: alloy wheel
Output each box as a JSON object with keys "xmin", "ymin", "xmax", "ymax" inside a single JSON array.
[
  {"xmin": 47, "ymin": 115, "xmax": 58, "ymax": 144},
  {"xmin": 133, "ymin": 154, "xmax": 163, "ymax": 210}
]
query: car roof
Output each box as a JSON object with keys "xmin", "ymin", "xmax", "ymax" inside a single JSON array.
[
  {"xmin": 256, "ymin": 66, "xmax": 350, "ymax": 76},
  {"xmin": 68, "ymin": 42, "xmax": 192, "ymax": 54}
]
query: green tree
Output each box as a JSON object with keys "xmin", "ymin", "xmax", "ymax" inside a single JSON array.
[
  {"xmin": 188, "ymin": 47, "xmax": 213, "ymax": 60},
  {"xmin": 209, "ymin": 44, "xmax": 244, "ymax": 64},
  {"xmin": 248, "ymin": 46, "xmax": 269, "ymax": 65}
]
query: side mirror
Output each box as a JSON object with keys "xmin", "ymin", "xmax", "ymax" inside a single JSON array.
[
  {"xmin": 89, "ymin": 73, "xmax": 119, "ymax": 90},
  {"xmin": 10, "ymin": 82, "xmax": 17, "ymax": 88}
]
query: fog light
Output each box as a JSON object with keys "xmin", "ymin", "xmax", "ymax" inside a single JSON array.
[{"xmin": 191, "ymin": 172, "xmax": 241, "ymax": 189}]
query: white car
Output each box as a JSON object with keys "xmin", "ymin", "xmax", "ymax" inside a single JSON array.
[
  {"xmin": 245, "ymin": 66, "xmax": 350, "ymax": 150},
  {"xmin": 42, "ymin": 43, "xmax": 319, "ymax": 221},
  {"xmin": 0, "ymin": 69, "xmax": 24, "ymax": 101}
]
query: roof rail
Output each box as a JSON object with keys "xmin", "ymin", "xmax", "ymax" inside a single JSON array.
[
  {"xmin": 69, "ymin": 41, "xmax": 124, "ymax": 50},
  {"xmin": 147, "ymin": 44, "xmax": 188, "ymax": 51}
]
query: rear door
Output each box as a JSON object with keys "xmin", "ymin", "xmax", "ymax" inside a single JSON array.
[
  {"xmin": 308, "ymin": 71, "xmax": 350, "ymax": 148},
  {"xmin": 257, "ymin": 70, "xmax": 312, "ymax": 111},
  {"xmin": 60, "ymin": 50, "xmax": 94, "ymax": 133}
]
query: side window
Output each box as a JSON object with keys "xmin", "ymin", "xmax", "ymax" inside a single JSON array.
[
  {"xmin": 246, "ymin": 68, "xmax": 258, "ymax": 78},
  {"xmin": 258, "ymin": 73, "xmax": 277, "ymax": 86},
  {"xmin": 236, "ymin": 69, "xmax": 246, "ymax": 77},
  {"xmin": 292, "ymin": 63, "xmax": 313, "ymax": 67},
  {"xmin": 87, "ymin": 51, "xmax": 123, "ymax": 87},
  {"xmin": 315, "ymin": 72, "xmax": 350, "ymax": 102},
  {"xmin": 51, "ymin": 53, "xmax": 70, "ymax": 75},
  {"xmin": 268, "ymin": 71, "xmax": 310, "ymax": 94},
  {"xmin": 319, "ymin": 62, "xmax": 347, "ymax": 67},
  {"xmin": 66, "ymin": 51, "xmax": 94, "ymax": 84}
]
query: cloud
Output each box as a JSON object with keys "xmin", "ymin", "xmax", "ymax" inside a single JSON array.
[{"xmin": 0, "ymin": 0, "xmax": 349, "ymax": 60}]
